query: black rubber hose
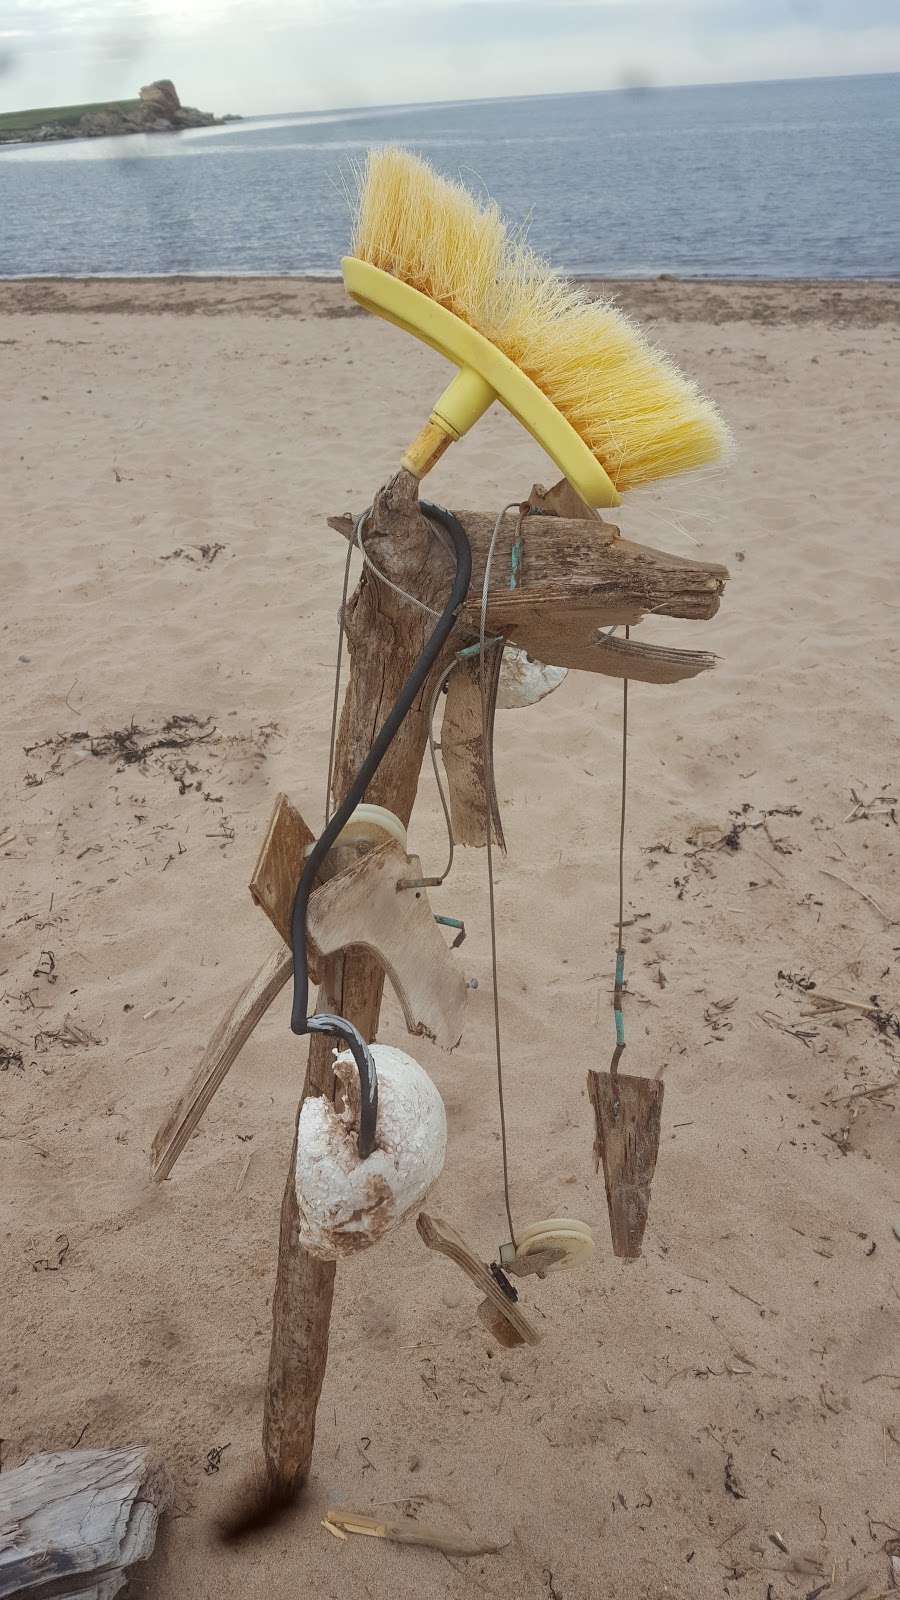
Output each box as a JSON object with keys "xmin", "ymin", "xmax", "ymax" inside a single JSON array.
[{"xmin": 289, "ymin": 500, "xmax": 473, "ymax": 1159}]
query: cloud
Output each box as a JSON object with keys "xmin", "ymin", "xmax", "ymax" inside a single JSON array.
[{"xmin": 1, "ymin": 0, "xmax": 897, "ymax": 113}]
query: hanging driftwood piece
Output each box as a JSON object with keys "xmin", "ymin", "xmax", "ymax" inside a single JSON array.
[
  {"xmin": 305, "ymin": 839, "xmax": 467, "ymax": 1049},
  {"xmin": 587, "ymin": 1061, "xmax": 665, "ymax": 1259},
  {"xmin": 441, "ymin": 650, "xmax": 505, "ymax": 849},
  {"xmin": 416, "ymin": 1211, "xmax": 539, "ymax": 1347},
  {"xmin": 0, "ymin": 1448, "xmax": 171, "ymax": 1600}
]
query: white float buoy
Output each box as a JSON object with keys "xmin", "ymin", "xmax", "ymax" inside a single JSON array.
[
  {"xmin": 295, "ymin": 1043, "xmax": 446, "ymax": 1259},
  {"xmin": 496, "ymin": 646, "xmax": 567, "ymax": 710}
]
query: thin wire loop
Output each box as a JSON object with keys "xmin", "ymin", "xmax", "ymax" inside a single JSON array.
[
  {"xmin": 355, "ymin": 505, "xmax": 441, "ymax": 618},
  {"xmin": 481, "ymin": 501, "xmax": 521, "ymax": 1248}
]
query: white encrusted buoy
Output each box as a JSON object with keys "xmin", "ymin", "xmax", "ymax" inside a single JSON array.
[
  {"xmin": 294, "ymin": 1044, "xmax": 446, "ymax": 1259},
  {"xmin": 497, "ymin": 645, "xmax": 567, "ymax": 709}
]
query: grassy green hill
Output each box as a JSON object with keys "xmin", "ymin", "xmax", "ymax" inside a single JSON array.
[{"xmin": 0, "ymin": 100, "xmax": 141, "ymax": 132}]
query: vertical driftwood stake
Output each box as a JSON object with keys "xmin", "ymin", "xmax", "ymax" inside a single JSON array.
[{"xmin": 261, "ymin": 470, "xmax": 459, "ymax": 1498}]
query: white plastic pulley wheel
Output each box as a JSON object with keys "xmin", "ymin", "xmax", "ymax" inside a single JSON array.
[
  {"xmin": 497, "ymin": 646, "xmax": 567, "ymax": 710},
  {"xmin": 294, "ymin": 1044, "xmax": 446, "ymax": 1260},
  {"xmin": 336, "ymin": 803, "xmax": 407, "ymax": 850},
  {"xmin": 508, "ymin": 1217, "xmax": 595, "ymax": 1272},
  {"xmin": 304, "ymin": 804, "xmax": 408, "ymax": 861}
]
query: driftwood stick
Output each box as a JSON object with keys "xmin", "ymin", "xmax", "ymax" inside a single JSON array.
[
  {"xmin": 441, "ymin": 648, "xmax": 505, "ymax": 848},
  {"xmin": 262, "ymin": 469, "xmax": 464, "ymax": 1498},
  {"xmin": 150, "ymin": 939, "xmax": 292, "ymax": 1182},
  {"xmin": 323, "ymin": 1508, "xmax": 507, "ymax": 1556},
  {"xmin": 416, "ymin": 1211, "xmax": 540, "ymax": 1347}
]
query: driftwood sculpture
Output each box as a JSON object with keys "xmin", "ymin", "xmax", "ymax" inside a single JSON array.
[{"xmin": 151, "ymin": 468, "xmax": 728, "ymax": 1507}]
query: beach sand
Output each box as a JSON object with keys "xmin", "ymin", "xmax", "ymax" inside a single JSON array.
[{"xmin": 2, "ymin": 276, "xmax": 899, "ymax": 1598}]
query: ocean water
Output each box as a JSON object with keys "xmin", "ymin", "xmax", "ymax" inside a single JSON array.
[{"xmin": 0, "ymin": 74, "xmax": 897, "ymax": 280}]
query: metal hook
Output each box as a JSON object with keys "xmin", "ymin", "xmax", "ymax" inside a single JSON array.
[{"xmin": 306, "ymin": 1014, "xmax": 378, "ymax": 1159}]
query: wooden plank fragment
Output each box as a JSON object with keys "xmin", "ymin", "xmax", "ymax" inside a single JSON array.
[
  {"xmin": 587, "ymin": 1068, "xmax": 665, "ymax": 1259},
  {"xmin": 441, "ymin": 650, "xmax": 505, "ymax": 849},
  {"xmin": 416, "ymin": 1211, "xmax": 539, "ymax": 1346},
  {"xmin": 0, "ymin": 1448, "xmax": 171, "ymax": 1600},
  {"xmin": 248, "ymin": 791, "xmax": 320, "ymax": 978},
  {"xmin": 305, "ymin": 839, "xmax": 467, "ymax": 1050}
]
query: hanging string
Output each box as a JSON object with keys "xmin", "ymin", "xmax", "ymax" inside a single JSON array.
[
  {"xmin": 481, "ymin": 501, "xmax": 521, "ymax": 1248},
  {"xmin": 611, "ymin": 624, "xmax": 630, "ymax": 1087},
  {"xmin": 324, "ymin": 515, "xmax": 359, "ymax": 825}
]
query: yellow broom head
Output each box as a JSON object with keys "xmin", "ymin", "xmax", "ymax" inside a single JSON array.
[{"xmin": 351, "ymin": 147, "xmax": 731, "ymax": 494}]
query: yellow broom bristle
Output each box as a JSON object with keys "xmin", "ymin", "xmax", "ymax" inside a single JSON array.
[{"xmin": 351, "ymin": 147, "xmax": 731, "ymax": 493}]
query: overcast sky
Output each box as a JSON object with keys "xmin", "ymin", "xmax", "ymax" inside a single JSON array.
[{"xmin": 2, "ymin": 0, "xmax": 898, "ymax": 115}]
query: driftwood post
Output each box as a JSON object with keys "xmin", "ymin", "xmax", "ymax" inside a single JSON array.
[{"xmin": 261, "ymin": 469, "xmax": 462, "ymax": 1495}]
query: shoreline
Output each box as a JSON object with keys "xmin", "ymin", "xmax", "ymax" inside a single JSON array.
[{"xmin": 2, "ymin": 275, "xmax": 898, "ymax": 325}]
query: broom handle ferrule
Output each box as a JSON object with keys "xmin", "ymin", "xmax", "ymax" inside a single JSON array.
[{"xmin": 401, "ymin": 367, "xmax": 496, "ymax": 478}]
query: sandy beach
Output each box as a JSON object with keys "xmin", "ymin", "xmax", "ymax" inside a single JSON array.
[{"xmin": 2, "ymin": 275, "xmax": 899, "ymax": 1599}]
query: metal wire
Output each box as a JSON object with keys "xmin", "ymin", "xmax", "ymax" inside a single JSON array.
[
  {"xmin": 480, "ymin": 501, "xmax": 521, "ymax": 1249},
  {"xmin": 611, "ymin": 623, "xmax": 630, "ymax": 1087},
  {"xmin": 354, "ymin": 505, "xmax": 441, "ymax": 618},
  {"xmin": 424, "ymin": 660, "xmax": 458, "ymax": 886}
]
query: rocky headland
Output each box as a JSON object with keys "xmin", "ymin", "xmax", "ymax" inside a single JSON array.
[{"xmin": 0, "ymin": 80, "xmax": 238, "ymax": 146}]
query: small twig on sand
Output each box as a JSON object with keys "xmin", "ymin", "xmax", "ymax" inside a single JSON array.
[
  {"xmin": 818, "ymin": 867, "xmax": 893, "ymax": 928},
  {"xmin": 323, "ymin": 1509, "xmax": 506, "ymax": 1557},
  {"xmin": 804, "ymin": 992, "xmax": 886, "ymax": 1018}
]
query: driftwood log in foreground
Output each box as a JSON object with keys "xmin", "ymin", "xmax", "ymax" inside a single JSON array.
[{"xmin": 0, "ymin": 1448, "xmax": 171, "ymax": 1600}]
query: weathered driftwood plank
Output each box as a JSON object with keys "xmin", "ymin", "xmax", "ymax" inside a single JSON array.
[
  {"xmin": 0, "ymin": 1448, "xmax": 171, "ymax": 1600},
  {"xmin": 248, "ymin": 792, "xmax": 319, "ymax": 970},
  {"xmin": 305, "ymin": 838, "xmax": 467, "ymax": 1049},
  {"xmin": 441, "ymin": 650, "xmax": 505, "ymax": 849},
  {"xmin": 545, "ymin": 633, "xmax": 717, "ymax": 684},
  {"xmin": 150, "ymin": 939, "xmax": 292, "ymax": 1183},
  {"xmin": 587, "ymin": 1066, "xmax": 665, "ymax": 1259},
  {"xmin": 262, "ymin": 469, "xmax": 467, "ymax": 1501},
  {"xmin": 416, "ymin": 1211, "xmax": 539, "ymax": 1348},
  {"xmin": 328, "ymin": 509, "xmax": 728, "ymax": 640}
]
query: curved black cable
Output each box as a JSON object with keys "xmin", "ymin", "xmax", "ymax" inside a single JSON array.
[{"xmin": 289, "ymin": 500, "xmax": 473, "ymax": 1159}]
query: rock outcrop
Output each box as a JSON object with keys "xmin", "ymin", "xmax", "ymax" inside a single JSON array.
[{"xmin": 0, "ymin": 81, "xmax": 237, "ymax": 145}]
